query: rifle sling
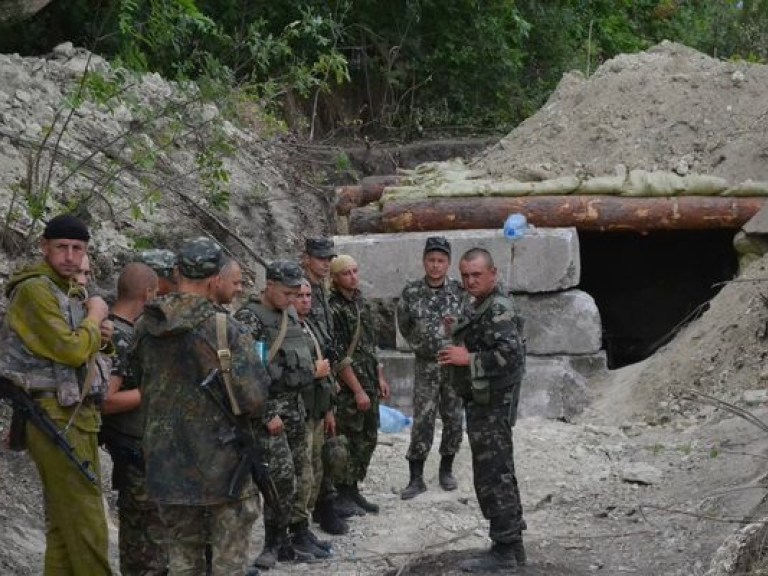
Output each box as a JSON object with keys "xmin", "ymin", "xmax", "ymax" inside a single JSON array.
[
  {"xmin": 267, "ymin": 309, "xmax": 289, "ymax": 364},
  {"xmin": 216, "ymin": 312, "xmax": 242, "ymax": 416}
]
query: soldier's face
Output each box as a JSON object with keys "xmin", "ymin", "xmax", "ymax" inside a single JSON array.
[
  {"xmin": 423, "ymin": 251, "xmax": 450, "ymax": 283},
  {"xmin": 214, "ymin": 263, "xmax": 243, "ymax": 305},
  {"xmin": 459, "ymin": 257, "xmax": 497, "ymax": 299},
  {"xmin": 295, "ymin": 283, "xmax": 312, "ymax": 318},
  {"xmin": 73, "ymin": 254, "xmax": 92, "ymax": 288},
  {"xmin": 305, "ymin": 255, "xmax": 332, "ymax": 280},
  {"xmin": 333, "ymin": 265, "xmax": 359, "ymax": 292},
  {"xmin": 42, "ymin": 238, "xmax": 88, "ymax": 280},
  {"xmin": 264, "ymin": 281, "xmax": 299, "ymax": 310}
]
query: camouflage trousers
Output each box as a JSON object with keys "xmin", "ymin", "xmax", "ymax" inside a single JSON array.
[
  {"xmin": 304, "ymin": 417, "xmax": 325, "ymax": 512},
  {"xmin": 465, "ymin": 386, "xmax": 526, "ymax": 544},
  {"xmin": 406, "ymin": 358, "xmax": 463, "ymax": 462},
  {"xmin": 26, "ymin": 400, "xmax": 112, "ymax": 576},
  {"xmin": 260, "ymin": 393, "xmax": 309, "ymax": 528},
  {"xmin": 336, "ymin": 387, "xmax": 379, "ymax": 484},
  {"xmin": 157, "ymin": 497, "xmax": 259, "ymax": 575},
  {"xmin": 110, "ymin": 449, "xmax": 168, "ymax": 576}
]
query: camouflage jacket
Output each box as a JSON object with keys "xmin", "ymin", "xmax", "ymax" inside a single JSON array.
[
  {"xmin": 329, "ymin": 288, "xmax": 379, "ymax": 394},
  {"xmin": 132, "ymin": 293, "xmax": 269, "ymax": 505},
  {"xmin": 397, "ymin": 276, "xmax": 466, "ymax": 359},
  {"xmin": 452, "ymin": 287, "xmax": 526, "ymax": 392},
  {"xmin": 301, "ymin": 317, "xmax": 334, "ymax": 421},
  {"xmin": 307, "ymin": 278, "xmax": 337, "ymax": 365},
  {"xmin": 101, "ymin": 314, "xmax": 143, "ymax": 439}
]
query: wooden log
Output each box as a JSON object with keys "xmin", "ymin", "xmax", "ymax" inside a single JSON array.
[
  {"xmin": 349, "ymin": 196, "xmax": 766, "ymax": 234},
  {"xmin": 349, "ymin": 206, "xmax": 385, "ymax": 233},
  {"xmin": 335, "ymin": 175, "xmax": 402, "ymax": 215}
]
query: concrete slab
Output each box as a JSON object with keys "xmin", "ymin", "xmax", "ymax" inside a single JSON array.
[
  {"xmin": 515, "ymin": 290, "xmax": 602, "ymax": 355},
  {"xmin": 333, "ymin": 228, "xmax": 580, "ymax": 299},
  {"xmin": 380, "ymin": 350, "xmax": 592, "ymax": 421},
  {"xmin": 519, "ymin": 356, "xmax": 589, "ymax": 422}
]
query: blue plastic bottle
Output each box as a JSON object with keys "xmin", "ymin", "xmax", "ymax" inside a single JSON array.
[
  {"xmin": 503, "ymin": 213, "xmax": 528, "ymax": 240},
  {"xmin": 378, "ymin": 404, "xmax": 412, "ymax": 433}
]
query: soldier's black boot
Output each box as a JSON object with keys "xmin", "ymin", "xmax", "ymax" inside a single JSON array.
[
  {"xmin": 314, "ymin": 498, "xmax": 349, "ymax": 535},
  {"xmin": 290, "ymin": 521, "xmax": 331, "ymax": 559},
  {"xmin": 459, "ymin": 541, "xmax": 518, "ymax": 573},
  {"xmin": 349, "ymin": 481, "xmax": 379, "ymax": 514},
  {"xmin": 335, "ymin": 484, "xmax": 367, "ymax": 516},
  {"xmin": 401, "ymin": 459, "xmax": 427, "ymax": 500},
  {"xmin": 439, "ymin": 454, "xmax": 458, "ymax": 491},
  {"xmin": 251, "ymin": 524, "xmax": 279, "ymax": 570},
  {"xmin": 277, "ymin": 526, "xmax": 316, "ymax": 564}
]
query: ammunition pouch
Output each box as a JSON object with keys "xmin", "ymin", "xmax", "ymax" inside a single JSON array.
[{"xmin": 471, "ymin": 377, "xmax": 491, "ymax": 405}]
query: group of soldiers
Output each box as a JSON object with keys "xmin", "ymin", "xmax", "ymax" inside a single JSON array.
[{"xmin": 0, "ymin": 213, "xmax": 528, "ymax": 575}]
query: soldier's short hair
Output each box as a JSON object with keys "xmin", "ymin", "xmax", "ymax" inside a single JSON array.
[{"xmin": 460, "ymin": 247, "xmax": 494, "ymax": 268}]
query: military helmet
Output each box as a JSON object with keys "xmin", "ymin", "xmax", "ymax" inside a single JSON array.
[
  {"xmin": 305, "ymin": 237, "xmax": 336, "ymax": 259},
  {"xmin": 138, "ymin": 248, "xmax": 177, "ymax": 278},
  {"xmin": 177, "ymin": 237, "xmax": 224, "ymax": 279},
  {"xmin": 266, "ymin": 259, "xmax": 303, "ymax": 287},
  {"xmin": 322, "ymin": 434, "xmax": 349, "ymax": 481}
]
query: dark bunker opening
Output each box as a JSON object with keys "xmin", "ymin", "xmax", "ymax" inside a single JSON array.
[{"xmin": 578, "ymin": 230, "xmax": 738, "ymax": 369}]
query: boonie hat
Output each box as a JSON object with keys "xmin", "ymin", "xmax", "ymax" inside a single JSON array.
[
  {"xmin": 138, "ymin": 249, "xmax": 177, "ymax": 278},
  {"xmin": 305, "ymin": 238, "xmax": 336, "ymax": 259},
  {"xmin": 177, "ymin": 237, "xmax": 224, "ymax": 279},
  {"xmin": 266, "ymin": 259, "xmax": 303, "ymax": 287},
  {"xmin": 424, "ymin": 236, "xmax": 451, "ymax": 257}
]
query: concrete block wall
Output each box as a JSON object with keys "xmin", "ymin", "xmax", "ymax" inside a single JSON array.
[{"xmin": 333, "ymin": 228, "xmax": 603, "ymax": 421}]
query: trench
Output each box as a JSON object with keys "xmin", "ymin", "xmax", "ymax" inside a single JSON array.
[{"xmin": 579, "ymin": 229, "xmax": 738, "ymax": 369}]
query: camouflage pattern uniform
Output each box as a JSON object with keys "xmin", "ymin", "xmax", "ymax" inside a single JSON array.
[
  {"xmin": 397, "ymin": 276, "xmax": 465, "ymax": 462},
  {"xmin": 451, "ymin": 286, "xmax": 527, "ymax": 545},
  {"xmin": 133, "ymin": 237, "xmax": 269, "ymax": 575},
  {"xmin": 100, "ymin": 314, "xmax": 168, "ymax": 575},
  {"xmin": 0, "ymin": 260, "xmax": 112, "ymax": 576},
  {"xmin": 329, "ymin": 287, "xmax": 381, "ymax": 485}
]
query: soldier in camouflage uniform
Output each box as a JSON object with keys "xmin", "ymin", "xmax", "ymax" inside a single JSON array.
[
  {"xmin": 438, "ymin": 248, "xmax": 527, "ymax": 573},
  {"xmin": 100, "ymin": 262, "xmax": 169, "ymax": 576},
  {"xmin": 133, "ymin": 237, "xmax": 269, "ymax": 575},
  {"xmin": 301, "ymin": 237, "xmax": 349, "ymax": 534},
  {"xmin": 235, "ymin": 260, "xmax": 329, "ymax": 569},
  {"xmin": 397, "ymin": 236, "xmax": 466, "ymax": 500},
  {"xmin": 329, "ymin": 255, "xmax": 391, "ymax": 514},
  {"xmin": 139, "ymin": 248, "xmax": 178, "ymax": 296},
  {"xmin": 0, "ymin": 214, "xmax": 114, "ymax": 575}
]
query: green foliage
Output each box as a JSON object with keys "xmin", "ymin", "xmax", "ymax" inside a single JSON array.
[{"xmin": 2, "ymin": 0, "xmax": 768, "ymax": 137}]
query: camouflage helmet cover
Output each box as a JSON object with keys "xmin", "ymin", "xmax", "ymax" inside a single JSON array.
[
  {"xmin": 177, "ymin": 237, "xmax": 224, "ymax": 279},
  {"xmin": 138, "ymin": 248, "xmax": 177, "ymax": 278},
  {"xmin": 266, "ymin": 259, "xmax": 303, "ymax": 287}
]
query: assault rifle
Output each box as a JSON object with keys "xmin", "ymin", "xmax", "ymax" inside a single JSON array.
[
  {"xmin": 0, "ymin": 376, "xmax": 98, "ymax": 485},
  {"xmin": 199, "ymin": 369, "xmax": 281, "ymax": 514}
]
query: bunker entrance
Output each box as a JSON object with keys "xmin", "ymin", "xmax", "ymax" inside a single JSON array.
[{"xmin": 578, "ymin": 230, "xmax": 738, "ymax": 369}]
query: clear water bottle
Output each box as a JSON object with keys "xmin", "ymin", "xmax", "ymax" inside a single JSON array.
[
  {"xmin": 503, "ymin": 213, "xmax": 528, "ymax": 241},
  {"xmin": 379, "ymin": 404, "xmax": 412, "ymax": 433}
]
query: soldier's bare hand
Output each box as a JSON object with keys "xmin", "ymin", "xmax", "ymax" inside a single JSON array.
[
  {"xmin": 378, "ymin": 378, "xmax": 391, "ymax": 400},
  {"xmin": 99, "ymin": 319, "xmax": 114, "ymax": 343},
  {"xmin": 354, "ymin": 390, "xmax": 371, "ymax": 412},
  {"xmin": 438, "ymin": 345, "xmax": 470, "ymax": 366},
  {"xmin": 324, "ymin": 411, "xmax": 336, "ymax": 436},
  {"xmin": 314, "ymin": 359, "xmax": 331, "ymax": 379},
  {"xmin": 85, "ymin": 296, "xmax": 109, "ymax": 323},
  {"xmin": 266, "ymin": 416, "xmax": 283, "ymax": 436}
]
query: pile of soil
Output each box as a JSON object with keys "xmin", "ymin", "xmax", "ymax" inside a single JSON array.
[{"xmin": 474, "ymin": 41, "xmax": 768, "ymax": 184}]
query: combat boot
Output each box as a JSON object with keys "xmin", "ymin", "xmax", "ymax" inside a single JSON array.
[
  {"xmin": 459, "ymin": 542, "xmax": 518, "ymax": 573},
  {"xmin": 348, "ymin": 482, "xmax": 379, "ymax": 514},
  {"xmin": 276, "ymin": 526, "xmax": 317, "ymax": 564},
  {"xmin": 251, "ymin": 524, "xmax": 279, "ymax": 570},
  {"xmin": 290, "ymin": 522, "xmax": 331, "ymax": 559},
  {"xmin": 439, "ymin": 454, "xmax": 458, "ymax": 491},
  {"xmin": 335, "ymin": 484, "xmax": 367, "ymax": 516},
  {"xmin": 401, "ymin": 459, "xmax": 427, "ymax": 500},
  {"xmin": 313, "ymin": 498, "xmax": 349, "ymax": 535}
]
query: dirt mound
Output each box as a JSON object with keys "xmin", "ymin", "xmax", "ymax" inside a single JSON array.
[{"xmin": 474, "ymin": 41, "xmax": 768, "ymax": 184}]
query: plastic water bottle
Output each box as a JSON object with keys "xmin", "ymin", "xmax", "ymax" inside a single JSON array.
[
  {"xmin": 378, "ymin": 404, "xmax": 412, "ymax": 433},
  {"xmin": 503, "ymin": 213, "xmax": 528, "ymax": 241}
]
